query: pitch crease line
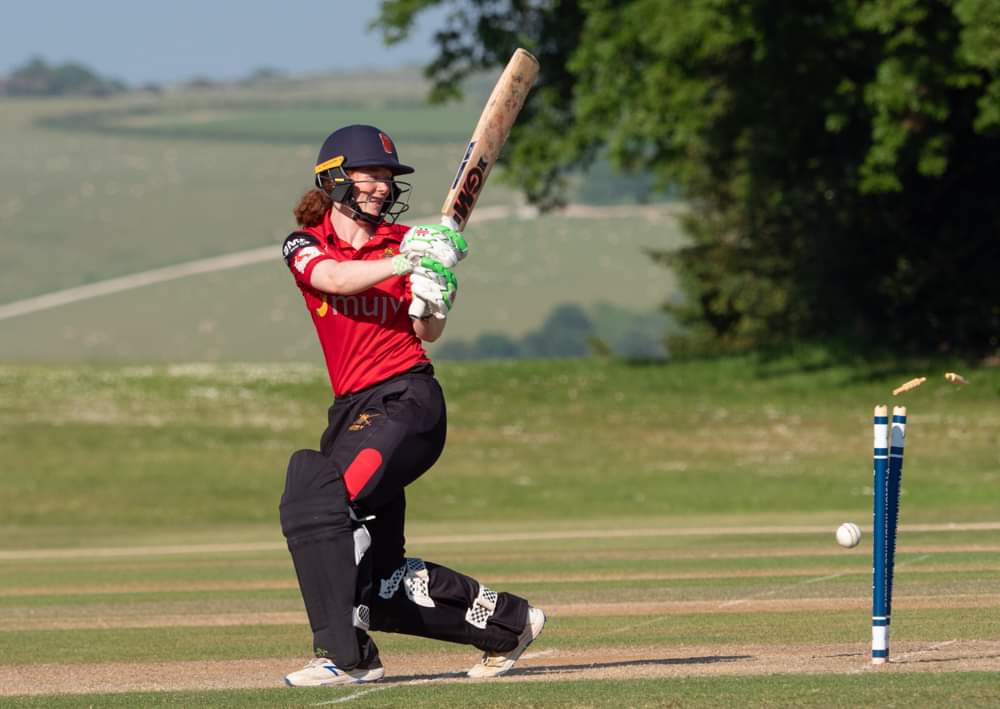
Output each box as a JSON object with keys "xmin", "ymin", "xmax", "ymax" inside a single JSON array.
[{"xmin": 312, "ymin": 685, "xmax": 391, "ymax": 705}]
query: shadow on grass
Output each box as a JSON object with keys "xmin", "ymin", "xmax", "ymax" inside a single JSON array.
[
  {"xmin": 519, "ymin": 654, "xmax": 752, "ymax": 676},
  {"xmin": 901, "ymin": 652, "xmax": 1000, "ymax": 666},
  {"xmin": 385, "ymin": 654, "xmax": 752, "ymax": 683}
]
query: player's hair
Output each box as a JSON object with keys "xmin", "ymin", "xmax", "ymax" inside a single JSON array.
[{"xmin": 294, "ymin": 188, "xmax": 332, "ymax": 227}]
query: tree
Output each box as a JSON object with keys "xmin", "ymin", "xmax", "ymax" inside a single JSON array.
[
  {"xmin": 376, "ymin": 0, "xmax": 1000, "ymax": 356},
  {"xmin": 3, "ymin": 56, "xmax": 126, "ymax": 96},
  {"xmin": 474, "ymin": 333, "xmax": 523, "ymax": 358},
  {"xmin": 521, "ymin": 304, "xmax": 595, "ymax": 356}
]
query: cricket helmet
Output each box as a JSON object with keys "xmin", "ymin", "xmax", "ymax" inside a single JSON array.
[{"xmin": 313, "ymin": 124, "xmax": 413, "ymax": 224}]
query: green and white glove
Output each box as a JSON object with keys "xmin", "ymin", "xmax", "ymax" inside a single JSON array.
[
  {"xmin": 400, "ymin": 224, "xmax": 469, "ymax": 268},
  {"xmin": 410, "ymin": 258, "xmax": 457, "ymax": 320}
]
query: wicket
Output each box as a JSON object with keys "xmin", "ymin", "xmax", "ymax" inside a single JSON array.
[{"xmin": 871, "ymin": 404, "xmax": 907, "ymax": 664}]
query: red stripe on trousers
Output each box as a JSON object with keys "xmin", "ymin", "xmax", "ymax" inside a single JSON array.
[{"xmin": 344, "ymin": 448, "xmax": 383, "ymax": 500}]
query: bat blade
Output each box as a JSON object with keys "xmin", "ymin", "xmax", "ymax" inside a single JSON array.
[
  {"xmin": 442, "ymin": 48, "xmax": 539, "ymax": 231},
  {"xmin": 410, "ymin": 48, "xmax": 539, "ymax": 320}
]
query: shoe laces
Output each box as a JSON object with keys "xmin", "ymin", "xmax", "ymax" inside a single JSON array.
[{"xmin": 305, "ymin": 657, "xmax": 333, "ymax": 669}]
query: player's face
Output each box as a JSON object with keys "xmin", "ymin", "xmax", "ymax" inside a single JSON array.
[{"xmin": 348, "ymin": 167, "xmax": 394, "ymax": 218}]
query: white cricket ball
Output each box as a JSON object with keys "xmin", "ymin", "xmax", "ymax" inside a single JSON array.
[{"xmin": 836, "ymin": 522, "xmax": 862, "ymax": 548}]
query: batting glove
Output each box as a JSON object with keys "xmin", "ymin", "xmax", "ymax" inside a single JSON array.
[
  {"xmin": 410, "ymin": 259, "xmax": 457, "ymax": 319},
  {"xmin": 401, "ymin": 224, "xmax": 469, "ymax": 268}
]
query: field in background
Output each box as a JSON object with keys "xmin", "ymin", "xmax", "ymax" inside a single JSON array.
[
  {"xmin": 0, "ymin": 74, "xmax": 679, "ymax": 361},
  {"xmin": 0, "ymin": 210, "xmax": 679, "ymax": 362},
  {"xmin": 1, "ymin": 357, "xmax": 998, "ymax": 705}
]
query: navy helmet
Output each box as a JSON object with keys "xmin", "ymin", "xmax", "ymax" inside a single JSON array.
[
  {"xmin": 313, "ymin": 125, "xmax": 413, "ymax": 224},
  {"xmin": 315, "ymin": 124, "xmax": 414, "ymax": 176}
]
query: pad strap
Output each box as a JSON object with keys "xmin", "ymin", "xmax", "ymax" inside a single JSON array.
[
  {"xmin": 353, "ymin": 604, "xmax": 370, "ymax": 631},
  {"xmin": 378, "ymin": 558, "xmax": 436, "ymax": 608},
  {"xmin": 465, "ymin": 584, "xmax": 498, "ymax": 629}
]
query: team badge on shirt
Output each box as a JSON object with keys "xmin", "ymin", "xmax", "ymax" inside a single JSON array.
[
  {"xmin": 349, "ymin": 412, "xmax": 382, "ymax": 431},
  {"xmin": 291, "ymin": 246, "xmax": 323, "ymax": 274}
]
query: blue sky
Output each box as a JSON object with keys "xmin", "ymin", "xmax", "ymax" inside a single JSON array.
[{"xmin": 0, "ymin": 1, "xmax": 446, "ymax": 83}]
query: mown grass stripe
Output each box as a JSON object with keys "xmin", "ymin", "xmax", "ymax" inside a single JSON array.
[
  {"xmin": 6, "ymin": 595, "xmax": 1000, "ymax": 632},
  {"xmin": 4, "ymin": 572, "xmax": 998, "ymax": 613},
  {"xmin": 5, "ymin": 522, "xmax": 1000, "ymax": 560},
  {"xmin": 5, "ymin": 563, "xmax": 997, "ymax": 597}
]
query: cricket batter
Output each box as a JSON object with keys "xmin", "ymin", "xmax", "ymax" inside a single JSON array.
[{"xmin": 279, "ymin": 124, "xmax": 545, "ymax": 687}]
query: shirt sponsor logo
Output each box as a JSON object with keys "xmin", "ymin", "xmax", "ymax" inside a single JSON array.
[
  {"xmin": 282, "ymin": 234, "xmax": 317, "ymax": 261},
  {"xmin": 314, "ymin": 294, "xmax": 405, "ymax": 324}
]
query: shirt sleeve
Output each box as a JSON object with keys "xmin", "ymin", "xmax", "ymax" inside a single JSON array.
[{"xmin": 282, "ymin": 232, "xmax": 333, "ymax": 285}]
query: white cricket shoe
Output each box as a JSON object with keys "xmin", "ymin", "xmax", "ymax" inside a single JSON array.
[
  {"xmin": 283, "ymin": 657, "xmax": 384, "ymax": 687},
  {"xmin": 467, "ymin": 606, "xmax": 546, "ymax": 678}
]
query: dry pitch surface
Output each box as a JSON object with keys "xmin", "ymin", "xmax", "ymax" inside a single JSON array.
[
  {"xmin": 3, "ymin": 631, "xmax": 1000, "ymax": 697},
  {"xmin": 4, "ymin": 641, "xmax": 1000, "ymax": 697}
]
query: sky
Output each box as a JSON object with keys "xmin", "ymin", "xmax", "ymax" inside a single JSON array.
[{"xmin": 0, "ymin": 1, "xmax": 447, "ymax": 84}]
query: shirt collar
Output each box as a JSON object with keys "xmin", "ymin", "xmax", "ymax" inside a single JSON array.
[{"xmin": 321, "ymin": 211, "xmax": 399, "ymax": 253}]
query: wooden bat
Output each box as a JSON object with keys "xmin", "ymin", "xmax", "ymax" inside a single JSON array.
[
  {"xmin": 410, "ymin": 48, "xmax": 539, "ymax": 319},
  {"xmin": 441, "ymin": 48, "xmax": 539, "ymax": 232}
]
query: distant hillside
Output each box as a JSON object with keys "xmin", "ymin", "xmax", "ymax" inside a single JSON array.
[{"xmin": 0, "ymin": 57, "xmax": 129, "ymax": 97}]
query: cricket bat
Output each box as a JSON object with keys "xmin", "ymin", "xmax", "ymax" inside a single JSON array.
[{"xmin": 410, "ymin": 48, "xmax": 539, "ymax": 319}]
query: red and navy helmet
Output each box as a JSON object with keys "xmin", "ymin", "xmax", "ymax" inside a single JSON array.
[
  {"xmin": 315, "ymin": 124, "xmax": 414, "ymax": 176},
  {"xmin": 313, "ymin": 125, "xmax": 413, "ymax": 224}
]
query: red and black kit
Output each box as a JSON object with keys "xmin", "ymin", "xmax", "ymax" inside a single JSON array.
[
  {"xmin": 282, "ymin": 212, "xmax": 429, "ymax": 397},
  {"xmin": 280, "ymin": 219, "xmax": 530, "ymax": 670}
]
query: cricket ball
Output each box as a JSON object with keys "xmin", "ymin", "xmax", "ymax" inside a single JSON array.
[{"xmin": 836, "ymin": 522, "xmax": 862, "ymax": 548}]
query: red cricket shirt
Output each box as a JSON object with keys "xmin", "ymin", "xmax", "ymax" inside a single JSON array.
[{"xmin": 282, "ymin": 212, "xmax": 430, "ymax": 396}]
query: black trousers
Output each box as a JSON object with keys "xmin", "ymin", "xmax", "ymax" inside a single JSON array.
[{"xmin": 280, "ymin": 365, "xmax": 529, "ymax": 669}]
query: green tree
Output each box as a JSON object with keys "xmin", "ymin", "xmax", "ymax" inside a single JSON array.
[
  {"xmin": 376, "ymin": 0, "xmax": 1000, "ymax": 356},
  {"xmin": 4, "ymin": 56, "xmax": 126, "ymax": 96},
  {"xmin": 474, "ymin": 332, "xmax": 523, "ymax": 358},
  {"xmin": 521, "ymin": 304, "xmax": 595, "ymax": 356}
]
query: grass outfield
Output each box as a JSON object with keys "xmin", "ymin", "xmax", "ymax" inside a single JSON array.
[
  {"xmin": 1, "ymin": 355, "xmax": 996, "ymax": 535},
  {"xmin": 1, "ymin": 356, "xmax": 998, "ymax": 705}
]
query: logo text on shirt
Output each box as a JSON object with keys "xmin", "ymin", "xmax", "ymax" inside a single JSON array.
[{"xmin": 315, "ymin": 294, "xmax": 405, "ymax": 324}]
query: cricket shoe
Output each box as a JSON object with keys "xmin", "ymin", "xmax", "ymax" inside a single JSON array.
[
  {"xmin": 467, "ymin": 606, "xmax": 546, "ymax": 678},
  {"xmin": 283, "ymin": 657, "xmax": 384, "ymax": 687}
]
